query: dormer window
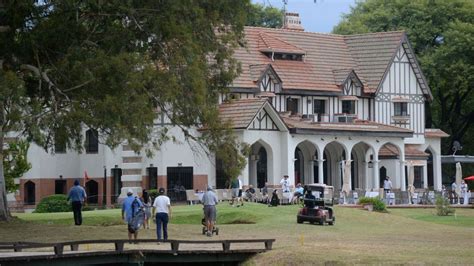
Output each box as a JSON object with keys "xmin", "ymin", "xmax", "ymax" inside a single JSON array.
[{"xmin": 263, "ymin": 52, "xmax": 303, "ymax": 61}]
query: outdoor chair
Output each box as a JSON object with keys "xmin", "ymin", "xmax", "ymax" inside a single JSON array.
[
  {"xmin": 400, "ymin": 191, "xmax": 409, "ymax": 204},
  {"xmin": 412, "ymin": 193, "xmax": 419, "ymax": 204},
  {"xmin": 216, "ymin": 189, "xmax": 224, "ymax": 202},
  {"xmin": 254, "ymin": 190, "xmax": 263, "ymax": 203},
  {"xmin": 185, "ymin": 190, "xmax": 200, "ymax": 205},
  {"xmin": 427, "ymin": 191, "xmax": 435, "ymax": 204},
  {"xmin": 352, "ymin": 191, "xmax": 359, "ymax": 204},
  {"xmin": 277, "ymin": 189, "xmax": 290, "ymax": 205},
  {"xmin": 221, "ymin": 189, "xmax": 232, "ymax": 201}
]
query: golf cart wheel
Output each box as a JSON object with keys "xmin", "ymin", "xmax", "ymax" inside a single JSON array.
[
  {"xmin": 328, "ymin": 217, "xmax": 335, "ymax": 226},
  {"xmin": 319, "ymin": 218, "xmax": 325, "ymax": 225},
  {"xmin": 202, "ymin": 227, "xmax": 206, "ymax": 235},
  {"xmin": 297, "ymin": 217, "xmax": 303, "ymax": 224}
]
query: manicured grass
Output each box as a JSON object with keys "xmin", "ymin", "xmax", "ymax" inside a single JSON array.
[
  {"xmin": 3, "ymin": 203, "xmax": 474, "ymax": 264},
  {"xmin": 389, "ymin": 208, "xmax": 474, "ymax": 227}
]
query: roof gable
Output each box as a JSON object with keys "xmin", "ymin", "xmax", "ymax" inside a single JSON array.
[
  {"xmin": 343, "ymin": 31, "xmax": 405, "ymax": 93},
  {"xmin": 219, "ymin": 98, "xmax": 287, "ymax": 131},
  {"xmin": 400, "ymin": 36, "xmax": 433, "ymax": 100},
  {"xmin": 373, "ymin": 35, "xmax": 433, "ymax": 100},
  {"xmin": 258, "ymin": 32, "xmax": 305, "ymax": 55},
  {"xmin": 333, "ymin": 69, "xmax": 364, "ymax": 94}
]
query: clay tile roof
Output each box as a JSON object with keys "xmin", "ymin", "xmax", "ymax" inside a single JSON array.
[
  {"xmin": 258, "ymin": 32, "xmax": 305, "ymax": 54},
  {"xmin": 282, "ymin": 117, "xmax": 413, "ymax": 135},
  {"xmin": 249, "ymin": 64, "xmax": 268, "ymax": 82},
  {"xmin": 218, "ymin": 98, "xmax": 268, "ymax": 129},
  {"xmin": 425, "ymin": 128, "xmax": 449, "ymax": 138},
  {"xmin": 332, "ymin": 69, "xmax": 353, "ymax": 85},
  {"xmin": 405, "ymin": 145, "xmax": 429, "ymax": 158},
  {"xmin": 379, "ymin": 144, "xmax": 400, "ymax": 156},
  {"xmin": 343, "ymin": 31, "xmax": 405, "ymax": 93},
  {"xmin": 379, "ymin": 144, "xmax": 429, "ymax": 158},
  {"xmin": 232, "ymin": 27, "xmax": 408, "ymax": 95}
]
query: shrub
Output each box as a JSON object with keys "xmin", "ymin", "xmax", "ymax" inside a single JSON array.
[
  {"xmin": 148, "ymin": 189, "xmax": 159, "ymax": 201},
  {"xmin": 358, "ymin": 196, "xmax": 386, "ymax": 212},
  {"xmin": 34, "ymin": 194, "xmax": 71, "ymax": 213},
  {"xmin": 435, "ymin": 195, "xmax": 455, "ymax": 216}
]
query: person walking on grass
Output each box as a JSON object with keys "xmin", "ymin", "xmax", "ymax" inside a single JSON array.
[
  {"xmin": 229, "ymin": 177, "xmax": 243, "ymax": 207},
  {"xmin": 202, "ymin": 185, "xmax": 218, "ymax": 237},
  {"xmin": 153, "ymin": 188, "xmax": 171, "ymax": 243},
  {"xmin": 141, "ymin": 189, "xmax": 152, "ymax": 229},
  {"xmin": 122, "ymin": 189, "xmax": 144, "ymax": 243},
  {"xmin": 67, "ymin": 179, "xmax": 87, "ymax": 226}
]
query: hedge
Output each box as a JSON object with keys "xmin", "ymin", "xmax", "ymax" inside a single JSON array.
[{"xmin": 34, "ymin": 194, "xmax": 71, "ymax": 213}]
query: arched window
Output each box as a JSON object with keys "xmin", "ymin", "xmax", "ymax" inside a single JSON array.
[
  {"xmin": 379, "ymin": 166, "xmax": 387, "ymax": 188},
  {"xmin": 24, "ymin": 181, "xmax": 36, "ymax": 205},
  {"xmin": 86, "ymin": 180, "xmax": 98, "ymax": 204},
  {"xmin": 85, "ymin": 129, "xmax": 98, "ymax": 153}
]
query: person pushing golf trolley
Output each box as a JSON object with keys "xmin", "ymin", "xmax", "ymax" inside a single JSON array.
[{"xmin": 201, "ymin": 185, "xmax": 219, "ymax": 237}]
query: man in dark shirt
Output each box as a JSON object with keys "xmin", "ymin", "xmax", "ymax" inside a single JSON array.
[
  {"xmin": 304, "ymin": 189, "xmax": 316, "ymax": 209},
  {"xmin": 67, "ymin": 179, "xmax": 87, "ymax": 225}
]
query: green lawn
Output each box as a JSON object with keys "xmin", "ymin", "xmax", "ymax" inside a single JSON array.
[{"xmin": 2, "ymin": 204, "xmax": 474, "ymax": 265}]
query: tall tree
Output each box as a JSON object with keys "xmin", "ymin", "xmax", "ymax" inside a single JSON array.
[
  {"xmin": 333, "ymin": 0, "xmax": 474, "ymax": 157},
  {"xmin": 247, "ymin": 3, "xmax": 283, "ymax": 28},
  {"xmin": 0, "ymin": 0, "xmax": 250, "ymax": 221}
]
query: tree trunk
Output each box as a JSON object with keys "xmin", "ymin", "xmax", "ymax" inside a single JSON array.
[{"xmin": 0, "ymin": 127, "xmax": 11, "ymax": 221}]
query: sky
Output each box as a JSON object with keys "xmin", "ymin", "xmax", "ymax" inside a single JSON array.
[{"xmin": 252, "ymin": 0, "xmax": 357, "ymax": 33}]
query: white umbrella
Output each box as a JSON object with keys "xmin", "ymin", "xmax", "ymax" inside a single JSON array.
[
  {"xmin": 342, "ymin": 160, "xmax": 352, "ymax": 195},
  {"xmin": 455, "ymin": 162, "xmax": 462, "ymax": 195}
]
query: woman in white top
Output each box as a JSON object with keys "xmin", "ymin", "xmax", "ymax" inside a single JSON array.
[{"xmin": 141, "ymin": 189, "xmax": 152, "ymax": 229}]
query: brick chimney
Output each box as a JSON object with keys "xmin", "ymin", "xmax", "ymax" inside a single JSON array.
[{"xmin": 283, "ymin": 12, "xmax": 304, "ymax": 31}]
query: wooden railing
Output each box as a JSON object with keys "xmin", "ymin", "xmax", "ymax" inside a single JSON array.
[{"xmin": 0, "ymin": 238, "xmax": 275, "ymax": 255}]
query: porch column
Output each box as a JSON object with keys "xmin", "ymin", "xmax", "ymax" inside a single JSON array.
[
  {"xmin": 400, "ymin": 149, "xmax": 406, "ymax": 191},
  {"xmin": 241, "ymin": 157, "xmax": 250, "ymax": 186},
  {"xmin": 318, "ymin": 159, "xmax": 324, "ymax": 184},
  {"xmin": 344, "ymin": 159, "xmax": 353, "ymax": 191},
  {"xmin": 423, "ymin": 164, "xmax": 428, "ymax": 189},
  {"xmin": 434, "ymin": 153, "xmax": 442, "ymax": 191},
  {"xmin": 249, "ymin": 158, "xmax": 258, "ymax": 187},
  {"xmin": 373, "ymin": 160, "xmax": 380, "ymax": 189},
  {"xmin": 106, "ymin": 173, "xmax": 112, "ymax": 207}
]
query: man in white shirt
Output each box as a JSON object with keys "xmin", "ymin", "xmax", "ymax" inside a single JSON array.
[
  {"xmin": 280, "ymin": 175, "xmax": 290, "ymax": 193},
  {"xmin": 383, "ymin": 176, "xmax": 392, "ymax": 193},
  {"xmin": 152, "ymin": 187, "xmax": 171, "ymax": 242}
]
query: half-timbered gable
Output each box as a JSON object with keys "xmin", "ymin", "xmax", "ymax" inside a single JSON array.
[
  {"xmin": 218, "ymin": 98, "xmax": 287, "ymax": 132},
  {"xmin": 248, "ymin": 104, "xmax": 283, "ymax": 131},
  {"xmin": 375, "ymin": 41, "xmax": 431, "ymax": 144},
  {"xmin": 256, "ymin": 64, "xmax": 282, "ymax": 95}
]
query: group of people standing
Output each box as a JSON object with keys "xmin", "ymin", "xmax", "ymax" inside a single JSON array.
[
  {"xmin": 450, "ymin": 180, "xmax": 470, "ymax": 205},
  {"xmin": 121, "ymin": 188, "xmax": 171, "ymax": 243}
]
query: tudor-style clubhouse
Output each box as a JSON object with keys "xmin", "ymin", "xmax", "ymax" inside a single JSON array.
[{"xmin": 12, "ymin": 13, "xmax": 448, "ymax": 209}]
